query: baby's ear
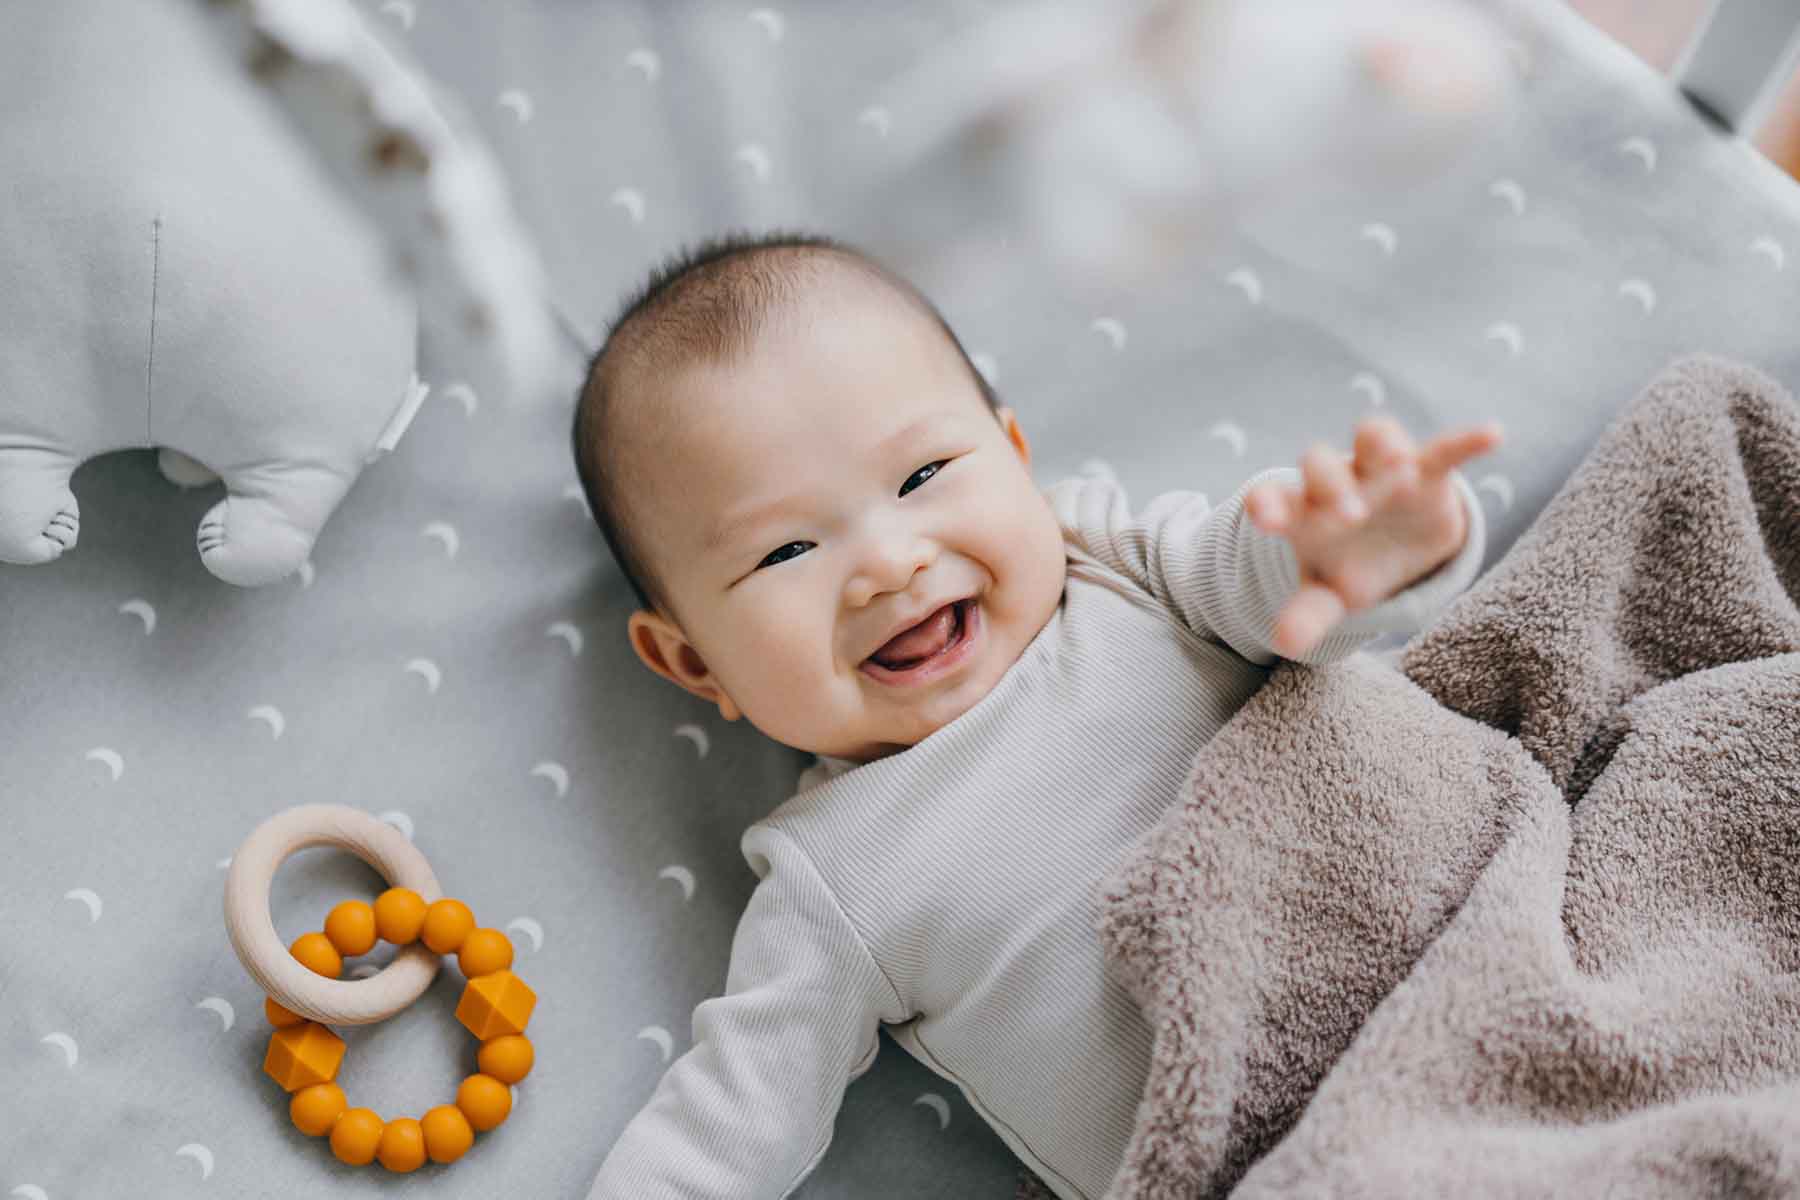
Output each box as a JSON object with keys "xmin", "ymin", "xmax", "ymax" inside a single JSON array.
[{"xmin": 625, "ymin": 610, "xmax": 741, "ymax": 721}]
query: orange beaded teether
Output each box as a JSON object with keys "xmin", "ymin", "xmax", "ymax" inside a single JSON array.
[
  {"xmin": 223, "ymin": 804, "xmax": 538, "ymax": 1173},
  {"xmin": 256, "ymin": 886, "xmax": 537, "ymax": 1169}
]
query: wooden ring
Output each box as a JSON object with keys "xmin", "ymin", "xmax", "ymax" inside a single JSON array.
[{"xmin": 224, "ymin": 803, "xmax": 443, "ymax": 1026}]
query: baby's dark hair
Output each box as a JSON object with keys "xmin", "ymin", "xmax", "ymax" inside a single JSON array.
[{"xmin": 571, "ymin": 227, "xmax": 1004, "ymax": 624}]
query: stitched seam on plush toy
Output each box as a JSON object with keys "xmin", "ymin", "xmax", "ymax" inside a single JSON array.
[{"xmin": 146, "ymin": 215, "xmax": 161, "ymax": 446}]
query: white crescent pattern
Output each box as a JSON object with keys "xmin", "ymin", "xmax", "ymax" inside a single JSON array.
[
  {"xmin": 625, "ymin": 48, "xmax": 661, "ymax": 82},
  {"xmin": 1483, "ymin": 321, "xmax": 1524, "ymax": 356},
  {"xmin": 441, "ymin": 382, "xmax": 480, "ymax": 417},
  {"xmin": 1348, "ymin": 373, "xmax": 1387, "ymax": 407},
  {"xmin": 1751, "ymin": 237, "xmax": 1786, "ymax": 270},
  {"xmin": 246, "ymin": 705, "xmax": 285, "ymax": 740},
  {"xmin": 611, "ymin": 187, "xmax": 646, "ymax": 224},
  {"xmin": 637, "ymin": 1025, "xmax": 674, "ymax": 1062},
  {"xmin": 1207, "ymin": 421, "xmax": 1248, "ymax": 459},
  {"xmin": 1476, "ymin": 473, "xmax": 1516, "ymax": 512},
  {"xmin": 173, "ymin": 1144, "xmax": 214, "ymax": 1180},
  {"xmin": 1617, "ymin": 278, "xmax": 1656, "ymax": 313},
  {"xmin": 1488, "ymin": 178, "xmax": 1527, "ymax": 216},
  {"xmin": 657, "ymin": 865, "xmax": 697, "ymax": 902},
  {"xmin": 672, "ymin": 724, "xmax": 710, "ymax": 758},
  {"xmin": 422, "ymin": 522, "xmax": 460, "ymax": 559},
  {"xmin": 1089, "ymin": 317, "xmax": 1126, "ymax": 351},
  {"xmin": 1224, "ymin": 267, "xmax": 1263, "ymax": 306},
  {"xmin": 1617, "ymin": 136, "xmax": 1657, "ymax": 172},
  {"xmin": 83, "ymin": 747, "xmax": 124, "ymax": 782},
  {"xmin": 747, "ymin": 8, "xmax": 785, "ymax": 42},
  {"xmin": 546, "ymin": 622, "xmax": 585, "ymax": 656},
  {"xmin": 64, "ymin": 888, "xmax": 102, "ymax": 922},
  {"xmin": 733, "ymin": 143, "xmax": 772, "ymax": 182},
  {"xmin": 1359, "ymin": 222, "xmax": 1397, "ymax": 256},
  {"xmin": 530, "ymin": 761, "xmax": 571, "ymax": 798},
  {"xmin": 195, "ymin": 996, "xmax": 235, "ymax": 1032},
  {"xmin": 379, "ymin": 811, "xmax": 415, "ymax": 841},
  {"xmin": 506, "ymin": 916, "xmax": 545, "ymax": 952},
  {"xmin": 498, "ymin": 89, "xmax": 534, "ymax": 124},
  {"xmin": 118, "ymin": 598, "xmax": 156, "ymax": 635},
  {"xmin": 858, "ymin": 106, "xmax": 891, "ymax": 138},
  {"xmin": 404, "ymin": 658, "xmax": 442, "ymax": 694},
  {"xmin": 913, "ymin": 1092, "xmax": 951, "ymax": 1130},
  {"xmin": 41, "ymin": 1032, "xmax": 77, "ymax": 1067}
]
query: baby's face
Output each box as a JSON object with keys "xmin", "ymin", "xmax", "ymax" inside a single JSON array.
[{"xmin": 625, "ymin": 278, "xmax": 1068, "ymax": 765}]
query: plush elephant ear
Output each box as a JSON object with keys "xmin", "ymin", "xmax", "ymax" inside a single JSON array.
[{"xmin": 195, "ymin": 0, "xmax": 567, "ymax": 410}]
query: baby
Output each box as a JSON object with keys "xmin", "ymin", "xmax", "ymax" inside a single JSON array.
[{"xmin": 572, "ymin": 229, "xmax": 1501, "ymax": 1198}]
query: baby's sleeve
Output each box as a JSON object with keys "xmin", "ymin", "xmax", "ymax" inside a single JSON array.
[
  {"xmin": 586, "ymin": 824, "xmax": 910, "ymax": 1199},
  {"xmin": 1047, "ymin": 466, "xmax": 1487, "ymax": 667}
]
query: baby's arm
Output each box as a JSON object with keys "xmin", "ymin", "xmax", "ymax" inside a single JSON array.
[
  {"xmin": 588, "ymin": 825, "xmax": 909, "ymax": 1199},
  {"xmin": 1048, "ymin": 462, "xmax": 1486, "ymax": 667}
]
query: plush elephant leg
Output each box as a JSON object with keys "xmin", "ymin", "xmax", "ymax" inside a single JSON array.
[
  {"xmin": 197, "ymin": 462, "xmax": 355, "ymax": 586},
  {"xmin": 0, "ymin": 444, "xmax": 81, "ymax": 565},
  {"xmin": 157, "ymin": 447, "xmax": 219, "ymax": 488}
]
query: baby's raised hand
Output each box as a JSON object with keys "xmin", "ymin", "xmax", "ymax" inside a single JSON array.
[{"xmin": 1245, "ymin": 415, "xmax": 1503, "ymax": 660}]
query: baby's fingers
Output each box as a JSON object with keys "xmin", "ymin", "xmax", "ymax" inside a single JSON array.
[
  {"xmin": 1247, "ymin": 482, "xmax": 1295, "ymax": 533},
  {"xmin": 1301, "ymin": 443, "xmax": 1365, "ymax": 520},
  {"xmin": 1418, "ymin": 422, "xmax": 1504, "ymax": 476},
  {"xmin": 1273, "ymin": 582, "xmax": 1347, "ymax": 659}
]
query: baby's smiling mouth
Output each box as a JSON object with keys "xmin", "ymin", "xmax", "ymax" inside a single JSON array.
[{"xmin": 860, "ymin": 597, "xmax": 977, "ymax": 681}]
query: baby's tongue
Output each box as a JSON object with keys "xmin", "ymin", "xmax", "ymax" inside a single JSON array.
[{"xmin": 871, "ymin": 603, "xmax": 956, "ymax": 669}]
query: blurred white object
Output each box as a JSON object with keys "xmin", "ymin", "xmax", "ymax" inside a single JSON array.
[
  {"xmin": 872, "ymin": 0, "xmax": 1516, "ymax": 290},
  {"xmin": 198, "ymin": 0, "xmax": 565, "ymax": 408}
]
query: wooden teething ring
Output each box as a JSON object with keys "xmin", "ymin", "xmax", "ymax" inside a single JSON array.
[{"xmin": 224, "ymin": 803, "xmax": 443, "ymax": 1025}]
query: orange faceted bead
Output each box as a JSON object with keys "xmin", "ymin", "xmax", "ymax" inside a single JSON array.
[
  {"xmin": 374, "ymin": 887, "xmax": 427, "ymax": 945},
  {"xmin": 421, "ymin": 1104, "xmax": 474, "ymax": 1163},
  {"xmin": 330, "ymin": 1107, "xmax": 384, "ymax": 1166},
  {"xmin": 264, "ymin": 1021, "xmax": 345, "ymax": 1092},
  {"xmin": 290, "ymin": 931, "xmax": 342, "ymax": 978},
  {"xmin": 457, "ymin": 927, "xmax": 514, "ymax": 978},
  {"xmin": 290, "ymin": 1082, "xmax": 348, "ymax": 1137},
  {"xmin": 377, "ymin": 1117, "xmax": 427, "ymax": 1173},
  {"xmin": 265, "ymin": 995, "xmax": 304, "ymax": 1028},
  {"xmin": 478, "ymin": 1034, "xmax": 534, "ymax": 1084},
  {"xmin": 456, "ymin": 1073, "xmax": 512, "ymax": 1132},
  {"xmin": 456, "ymin": 969, "xmax": 536, "ymax": 1040},
  {"xmin": 324, "ymin": 900, "xmax": 378, "ymax": 957},
  {"xmin": 422, "ymin": 897, "xmax": 475, "ymax": 955}
]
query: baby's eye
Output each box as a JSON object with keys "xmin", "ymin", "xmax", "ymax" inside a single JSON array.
[
  {"xmin": 756, "ymin": 541, "xmax": 809, "ymax": 570},
  {"xmin": 899, "ymin": 459, "xmax": 951, "ymax": 497}
]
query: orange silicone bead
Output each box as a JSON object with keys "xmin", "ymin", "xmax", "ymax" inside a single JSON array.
[
  {"xmin": 421, "ymin": 1104, "xmax": 474, "ymax": 1163},
  {"xmin": 324, "ymin": 899, "xmax": 378, "ymax": 957},
  {"xmin": 290, "ymin": 931, "xmax": 342, "ymax": 978},
  {"xmin": 457, "ymin": 927, "xmax": 514, "ymax": 978},
  {"xmin": 477, "ymin": 1034, "xmax": 534, "ymax": 1084},
  {"xmin": 377, "ymin": 1117, "xmax": 427, "ymax": 1173},
  {"xmin": 421, "ymin": 897, "xmax": 475, "ymax": 955},
  {"xmin": 374, "ymin": 887, "xmax": 428, "ymax": 945},
  {"xmin": 265, "ymin": 995, "xmax": 304, "ymax": 1028},
  {"xmin": 290, "ymin": 1082, "xmax": 348, "ymax": 1137},
  {"xmin": 329, "ymin": 1108, "xmax": 384, "ymax": 1166},
  {"xmin": 456, "ymin": 1073, "xmax": 512, "ymax": 1132}
]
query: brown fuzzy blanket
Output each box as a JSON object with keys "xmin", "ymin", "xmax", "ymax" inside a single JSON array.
[{"xmin": 1016, "ymin": 354, "xmax": 1800, "ymax": 1200}]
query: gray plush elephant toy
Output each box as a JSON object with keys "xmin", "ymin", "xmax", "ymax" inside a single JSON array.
[{"xmin": 0, "ymin": 0, "xmax": 559, "ymax": 586}]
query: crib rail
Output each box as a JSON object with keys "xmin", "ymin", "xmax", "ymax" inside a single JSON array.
[{"xmin": 1672, "ymin": 0, "xmax": 1800, "ymax": 136}]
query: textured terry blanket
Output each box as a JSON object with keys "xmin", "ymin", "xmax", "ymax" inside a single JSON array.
[{"xmin": 1015, "ymin": 354, "xmax": 1800, "ymax": 1200}]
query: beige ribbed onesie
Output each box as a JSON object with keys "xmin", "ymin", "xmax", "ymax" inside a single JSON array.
[{"xmin": 588, "ymin": 464, "xmax": 1487, "ymax": 1199}]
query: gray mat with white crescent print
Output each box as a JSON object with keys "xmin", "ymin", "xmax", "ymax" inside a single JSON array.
[{"xmin": 6, "ymin": 1, "xmax": 1800, "ymax": 1198}]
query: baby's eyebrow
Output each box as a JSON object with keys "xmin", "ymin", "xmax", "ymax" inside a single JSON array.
[{"xmin": 701, "ymin": 413, "xmax": 949, "ymax": 556}]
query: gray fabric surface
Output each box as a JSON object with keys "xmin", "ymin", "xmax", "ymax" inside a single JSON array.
[
  {"xmin": 1070, "ymin": 354, "xmax": 1800, "ymax": 1198},
  {"xmin": 6, "ymin": 1, "xmax": 1800, "ymax": 1198}
]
